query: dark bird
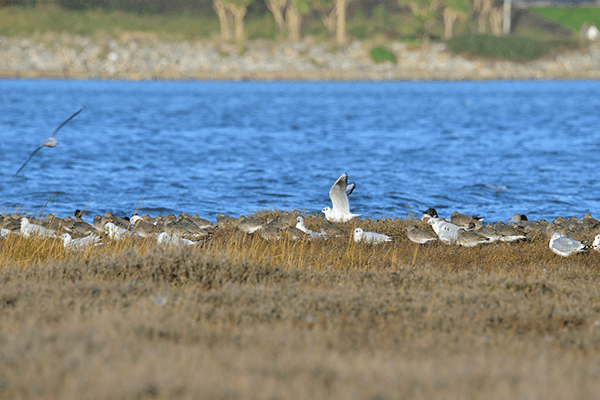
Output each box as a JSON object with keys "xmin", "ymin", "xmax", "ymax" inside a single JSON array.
[{"xmin": 12, "ymin": 108, "xmax": 84, "ymax": 178}]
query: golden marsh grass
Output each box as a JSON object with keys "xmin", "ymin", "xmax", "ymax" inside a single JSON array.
[{"xmin": 1, "ymin": 210, "xmax": 600, "ymax": 399}]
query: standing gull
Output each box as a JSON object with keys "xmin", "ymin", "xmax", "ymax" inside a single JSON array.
[
  {"xmin": 321, "ymin": 173, "xmax": 361, "ymax": 223},
  {"xmin": 12, "ymin": 108, "xmax": 85, "ymax": 178}
]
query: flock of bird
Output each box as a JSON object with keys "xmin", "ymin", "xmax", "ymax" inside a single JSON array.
[
  {"xmin": 2, "ymin": 170, "xmax": 600, "ymax": 258},
  {"xmin": 317, "ymin": 172, "xmax": 600, "ymax": 256},
  {"xmin": 7, "ymin": 109, "xmax": 600, "ymax": 257}
]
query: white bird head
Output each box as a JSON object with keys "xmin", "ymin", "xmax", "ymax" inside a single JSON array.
[
  {"xmin": 129, "ymin": 215, "xmax": 142, "ymax": 227},
  {"xmin": 104, "ymin": 222, "xmax": 118, "ymax": 233},
  {"xmin": 156, "ymin": 232, "xmax": 169, "ymax": 244},
  {"xmin": 550, "ymin": 232, "xmax": 563, "ymax": 241},
  {"xmin": 321, "ymin": 207, "xmax": 332, "ymax": 218},
  {"xmin": 295, "ymin": 216, "xmax": 306, "ymax": 230},
  {"xmin": 59, "ymin": 233, "xmax": 72, "ymax": 246},
  {"xmin": 353, "ymin": 227, "xmax": 364, "ymax": 240}
]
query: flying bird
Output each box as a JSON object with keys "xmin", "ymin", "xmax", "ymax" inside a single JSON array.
[
  {"xmin": 12, "ymin": 107, "xmax": 84, "ymax": 178},
  {"xmin": 321, "ymin": 172, "xmax": 361, "ymax": 223}
]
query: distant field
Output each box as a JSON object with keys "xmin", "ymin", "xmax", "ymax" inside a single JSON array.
[
  {"xmin": 0, "ymin": 5, "xmax": 219, "ymax": 39},
  {"xmin": 530, "ymin": 6, "xmax": 600, "ymax": 32}
]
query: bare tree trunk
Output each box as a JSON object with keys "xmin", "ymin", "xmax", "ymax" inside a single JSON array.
[
  {"xmin": 333, "ymin": 0, "xmax": 349, "ymax": 46},
  {"xmin": 407, "ymin": 1, "xmax": 439, "ymax": 46},
  {"xmin": 267, "ymin": 0, "xmax": 288, "ymax": 40},
  {"xmin": 489, "ymin": 7, "xmax": 503, "ymax": 36},
  {"xmin": 316, "ymin": 6, "xmax": 336, "ymax": 34},
  {"xmin": 285, "ymin": 3, "xmax": 302, "ymax": 41},
  {"xmin": 478, "ymin": 0, "xmax": 492, "ymax": 33},
  {"xmin": 503, "ymin": 0, "xmax": 511, "ymax": 35},
  {"xmin": 213, "ymin": 0, "xmax": 232, "ymax": 41},
  {"xmin": 472, "ymin": 0, "xmax": 482, "ymax": 32},
  {"xmin": 443, "ymin": 7, "xmax": 459, "ymax": 40},
  {"xmin": 227, "ymin": 3, "xmax": 247, "ymax": 44}
]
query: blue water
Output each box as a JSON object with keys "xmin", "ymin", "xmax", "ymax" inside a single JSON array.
[{"xmin": 1, "ymin": 79, "xmax": 599, "ymax": 223}]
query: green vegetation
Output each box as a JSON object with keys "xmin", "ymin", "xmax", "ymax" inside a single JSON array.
[
  {"xmin": 447, "ymin": 33, "xmax": 576, "ymax": 62},
  {"xmin": 0, "ymin": 5, "xmax": 219, "ymax": 39},
  {"xmin": 530, "ymin": 6, "xmax": 600, "ymax": 32},
  {"xmin": 0, "ymin": 2, "xmax": 598, "ymax": 61},
  {"xmin": 369, "ymin": 45, "xmax": 396, "ymax": 63}
]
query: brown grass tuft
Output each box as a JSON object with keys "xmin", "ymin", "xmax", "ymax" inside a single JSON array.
[{"xmin": 2, "ymin": 211, "xmax": 600, "ymax": 399}]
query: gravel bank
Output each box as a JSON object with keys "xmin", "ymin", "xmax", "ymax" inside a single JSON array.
[{"xmin": 1, "ymin": 33, "xmax": 599, "ymax": 81}]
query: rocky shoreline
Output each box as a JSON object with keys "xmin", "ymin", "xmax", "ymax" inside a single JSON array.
[{"xmin": 1, "ymin": 33, "xmax": 600, "ymax": 81}]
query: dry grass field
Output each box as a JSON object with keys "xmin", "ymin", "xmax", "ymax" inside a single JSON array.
[{"xmin": 2, "ymin": 210, "xmax": 600, "ymax": 399}]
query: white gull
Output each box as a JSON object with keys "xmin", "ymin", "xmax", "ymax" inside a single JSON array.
[
  {"xmin": 593, "ymin": 234, "xmax": 600, "ymax": 252},
  {"xmin": 12, "ymin": 108, "xmax": 84, "ymax": 178},
  {"xmin": 321, "ymin": 172, "xmax": 361, "ymax": 223},
  {"xmin": 296, "ymin": 216, "xmax": 326, "ymax": 239},
  {"xmin": 549, "ymin": 232, "xmax": 587, "ymax": 257},
  {"xmin": 104, "ymin": 222, "xmax": 131, "ymax": 240},
  {"xmin": 427, "ymin": 217, "xmax": 461, "ymax": 245},
  {"xmin": 156, "ymin": 232, "xmax": 197, "ymax": 247},
  {"xmin": 60, "ymin": 232, "xmax": 102, "ymax": 250},
  {"xmin": 20, "ymin": 217, "xmax": 57, "ymax": 239},
  {"xmin": 353, "ymin": 228, "xmax": 392, "ymax": 244}
]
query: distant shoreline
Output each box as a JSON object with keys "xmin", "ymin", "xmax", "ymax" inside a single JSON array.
[
  {"xmin": 1, "ymin": 34, "xmax": 599, "ymax": 81},
  {"xmin": 2, "ymin": 69, "xmax": 600, "ymax": 81}
]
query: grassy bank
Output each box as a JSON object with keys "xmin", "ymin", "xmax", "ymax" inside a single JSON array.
[
  {"xmin": 531, "ymin": 6, "xmax": 600, "ymax": 32},
  {"xmin": 0, "ymin": 5, "xmax": 220, "ymax": 39},
  {"xmin": 1, "ymin": 210, "xmax": 600, "ymax": 399},
  {"xmin": 1, "ymin": 3, "xmax": 590, "ymax": 63}
]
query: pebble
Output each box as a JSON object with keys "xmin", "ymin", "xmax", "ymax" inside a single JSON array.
[{"xmin": 1, "ymin": 33, "xmax": 599, "ymax": 80}]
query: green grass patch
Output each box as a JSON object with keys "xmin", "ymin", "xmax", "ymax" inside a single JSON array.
[
  {"xmin": 0, "ymin": 5, "xmax": 218, "ymax": 39},
  {"xmin": 530, "ymin": 6, "xmax": 600, "ymax": 32},
  {"xmin": 446, "ymin": 33, "xmax": 576, "ymax": 62},
  {"xmin": 370, "ymin": 45, "xmax": 396, "ymax": 63}
]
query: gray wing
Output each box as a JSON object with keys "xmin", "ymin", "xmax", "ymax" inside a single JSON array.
[
  {"xmin": 553, "ymin": 237, "xmax": 585, "ymax": 253},
  {"xmin": 329, "ymin": 173, "xmax": 350, "ymax": 214},
  {"xmin": 12, "ymin": 146, "xmax": 43, "ymax": 178},
  {"xmin": 345, "ymin": 182, "xmax": 356, "ymax": 196},
  {"xmin": 51, "ymin": 107, "xmax": 85, "ymax": 137}
]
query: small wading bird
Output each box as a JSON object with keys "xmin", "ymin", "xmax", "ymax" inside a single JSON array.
[
  {"xmin": 12, "ymin": 108, "xmax": 84, "ymax": 178},
  {"xmin": 321, "ymin": 172, "xmax": 361, "ymax": 223}
]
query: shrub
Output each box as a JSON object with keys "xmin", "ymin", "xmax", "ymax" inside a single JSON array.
[
  {"xmin": 446, "ymin": 34, "xmax": 552, "ymax": 62},
  {"xmin": 369, "ymin": 45, "xmax": 395, "ymax": 63}
]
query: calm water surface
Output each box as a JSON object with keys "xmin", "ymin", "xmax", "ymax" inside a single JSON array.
[{"xmin": 1, "ymin": 79, "xmax": 599, "ymax": 223}]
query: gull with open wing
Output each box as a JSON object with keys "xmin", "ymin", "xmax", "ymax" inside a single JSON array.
[{"xmin": 12, "ymin": 108, "xmax": 84, "ymax": 178}]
